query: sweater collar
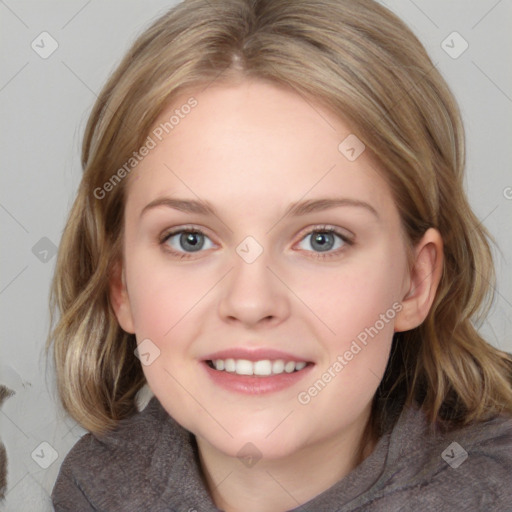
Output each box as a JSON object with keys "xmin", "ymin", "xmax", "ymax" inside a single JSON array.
[{"xmin": 126, "ymin": 396, "xmax": 410, "ymax": 511}]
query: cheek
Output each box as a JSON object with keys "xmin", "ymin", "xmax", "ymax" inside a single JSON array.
[
  {"xmin": 125, "ymin": 252, "xmax": 221, "ymax": 358},
  {"xmin": 124, "ymin": 253, "xmax": 196, "ymax": 338},
  {"xmin": 326, "ymin": 252, "xmax": 402, "ymax": 399},
  {"xmin": 293, "ymin": 245, "xmax": 402, "ymax": 406},
  {"xmin": 297, "ymin": 246, "xmax": 404, "ymax": 342}
]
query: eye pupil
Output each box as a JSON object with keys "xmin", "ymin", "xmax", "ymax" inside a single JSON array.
[
  {"xmin": 180, "ymin": 232, "xmax": 204, "ymax": 252},
  {"xmin": 311, "ymin": 231, "xmax": 334, "ymax": 252}
]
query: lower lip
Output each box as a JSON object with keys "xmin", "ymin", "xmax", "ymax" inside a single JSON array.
[{"xmin": 202, "ymin": 361, "xmax": 314, "ymax": 395}]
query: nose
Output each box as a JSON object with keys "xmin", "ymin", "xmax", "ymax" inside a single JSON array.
[{"xmin": 218, "ymin": 252, "xmax": 290, "ymax": 328}]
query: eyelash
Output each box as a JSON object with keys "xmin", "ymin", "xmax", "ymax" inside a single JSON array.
[{"xmin": 159, "ymin": 224, "xmax": 354, "ymax": 261}]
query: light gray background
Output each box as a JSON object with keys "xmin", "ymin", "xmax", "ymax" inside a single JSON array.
[{"xmin": 1, "ymin": 1, "xmax": 511, "ymax": 510}]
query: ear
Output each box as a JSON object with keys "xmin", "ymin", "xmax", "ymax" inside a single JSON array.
[
  {"xmin": 394, "ymin": 228, "xmax": 444, "ymax": 332},
  {"xmin": 109, "ymin": 259, "xmax": 136, "ymax": 334}
]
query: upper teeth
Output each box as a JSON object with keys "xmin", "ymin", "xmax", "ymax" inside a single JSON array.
[{"xmin": 212, "ymin": 359, "xmax": 307, "ymax": 376}]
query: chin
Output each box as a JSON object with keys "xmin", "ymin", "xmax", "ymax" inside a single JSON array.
[{"xmin": 194, "ymin": 424, "xmax": 309, "ymax": 462}]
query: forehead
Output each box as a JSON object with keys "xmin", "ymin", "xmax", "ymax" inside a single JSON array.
[{"xmin": 124, "ymin": 79, "xmax": 396, "ymax": 223}]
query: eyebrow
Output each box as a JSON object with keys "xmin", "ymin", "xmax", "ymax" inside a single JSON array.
[{"xmin": 140, "ymin": 197, "xmax": 379, "ymax": 219}]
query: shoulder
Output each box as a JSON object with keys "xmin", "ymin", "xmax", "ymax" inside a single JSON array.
[
  {"xmin": 427, "ymin": 413, "xmax": 512, "ymax": 509},
  {"xmin": 368, "ymin": 406, "xmax": 512, "ymax": 511},
  {"xmin": 57, "ymin": 395, "xmax": 169, "ymax": 469},
  {"xmin": 52, "ymin": 396, "xmax": 186, "ymax": 510}
]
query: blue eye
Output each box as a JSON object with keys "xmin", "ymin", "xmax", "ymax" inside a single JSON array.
[
  {"xmin": 296, "ymin": 228, "xmax": 349, "ymax": 255},
  {"xmin": 162, "ymin": 229, "xmax": 214, "ymax": 255},
  {"xmin": 160, "ymin": 225, "xmax": 352, "ymax": 260}
]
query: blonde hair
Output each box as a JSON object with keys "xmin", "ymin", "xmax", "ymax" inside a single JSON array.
[{"xmin": 47, "ymin": 0, "xmax": 512, "ymax": 435}]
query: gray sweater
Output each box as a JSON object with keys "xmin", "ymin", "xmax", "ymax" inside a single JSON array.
[{"xmin": 52, "ymin": 396, "xmax": 512, "ymax": 511}]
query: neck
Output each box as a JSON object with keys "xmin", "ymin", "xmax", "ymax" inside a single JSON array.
[{"xmin": 196, "ymin": 405, "xmax": 376, "ymax": 512}]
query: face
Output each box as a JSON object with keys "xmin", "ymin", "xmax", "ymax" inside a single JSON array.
[{"xmin": 112, "ymin": 79, "xmax": 413, "ymax": 461}]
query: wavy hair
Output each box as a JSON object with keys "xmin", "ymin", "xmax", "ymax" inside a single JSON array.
[{"xmin": 47, "ymin": 0, "xmax": 512, "ymax": 435}]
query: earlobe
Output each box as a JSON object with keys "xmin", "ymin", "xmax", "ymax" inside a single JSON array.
[
  {"xmin": 394, "ymin": 228, "xmax": 444, "ymax": 332},
  {"xmin": 109, "ymin": 260, "xmax": 136, "ymax": 334}
]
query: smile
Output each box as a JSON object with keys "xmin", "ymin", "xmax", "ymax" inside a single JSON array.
[{"xmin": 206, "ymin": 358, "xmax": 309, "ymax": 376}]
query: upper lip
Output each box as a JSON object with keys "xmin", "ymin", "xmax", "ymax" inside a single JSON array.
[{"xmin": 203, "ymin": 348, "xmax": 314, "ymax": 363}]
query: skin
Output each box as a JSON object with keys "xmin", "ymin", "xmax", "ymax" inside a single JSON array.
[{"xmin": 110, "ymin": 79, "xmax": 443, "ymax": 512}]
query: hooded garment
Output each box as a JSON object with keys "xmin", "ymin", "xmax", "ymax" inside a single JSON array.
[{"xmin": 51, "ymin": 396, "xmax": 512, "ymax": 511}]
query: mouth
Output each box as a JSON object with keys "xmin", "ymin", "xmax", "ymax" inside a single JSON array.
[
  {"xmin": 201, "ymin": 348, "xmax": 315, "ymax": 394},
  {"xmin": 205, "ymin": 358, "xmax": 312, "ymax": 376}
]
